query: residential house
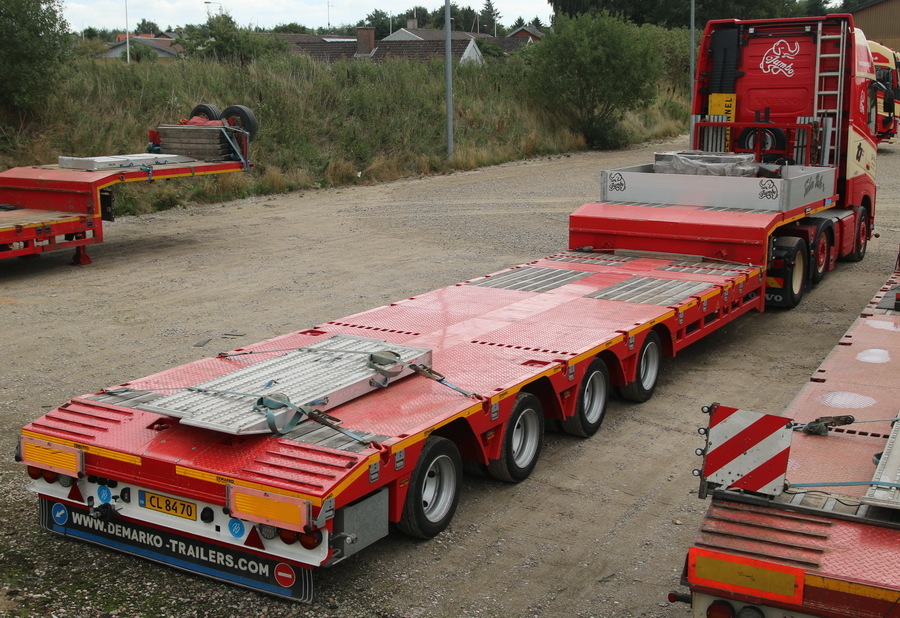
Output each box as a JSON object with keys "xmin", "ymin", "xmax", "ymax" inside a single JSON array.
[{"xmin": 281, "ymin": 27, "xmax": 484, "ymax": 65}]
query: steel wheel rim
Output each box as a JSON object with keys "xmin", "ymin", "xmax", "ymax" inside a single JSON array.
[
  {"xmin": 511, "ymin": 407, "xmax": 540, "ymax": 468},
  {"xmin": 581, "ymin": 370, "xmax": 607, "ymax": 424},
  {"xmin": 421, "ymin": 454, "xmax": 456, "ymax": 523},
  {"xmin": 859, "ymin": 219, "xmax": 868, "ymax": 254},
  {"xmin": 639, "ymin": 342, "xmax": 660, "ymax": 389}
]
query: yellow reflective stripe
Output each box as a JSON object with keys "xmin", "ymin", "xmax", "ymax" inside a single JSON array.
[
  {"xmin": 21, "ymin": 430, "xmax": 141, "ymax": 465},
  {"xmin": 805, "ymin": 575, "xmax": 900, "ymax": 603}
]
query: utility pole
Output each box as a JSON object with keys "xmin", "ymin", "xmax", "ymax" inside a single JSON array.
[{"xmin": 445, "ymin": 0, "xmax": 453, "ymax": 156}]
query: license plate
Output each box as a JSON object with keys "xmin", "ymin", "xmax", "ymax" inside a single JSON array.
[{"xmin": 139, "ymin": 490, "xmax": 197, "ymax": 520}]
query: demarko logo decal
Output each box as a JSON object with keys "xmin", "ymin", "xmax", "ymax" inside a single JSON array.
[{"xmin": 760, "ymin": 40, "xmax": 800, "ymax": 77}]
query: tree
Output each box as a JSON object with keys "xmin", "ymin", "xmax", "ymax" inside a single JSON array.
[
  {"xmin": 176, "ymin": 12, "xmax": 288, "ymax": 62},
  {"xmin": 480, "ymin": 0, "xmax": 501, "ymax": 35},
  {"xmin": 547, "ymin": 0, "xmax": 806, "ymax": 28},
  {"xmin": 272, "ymin": 22, "xmax": 311, "ymax": 34},
  {"xmin": 134, "ymin": 18, "xmax": 159, "ymax": 35},
  {"xmin": 122, "ymin": 41, "xmax": 158, "ymax": 62},
  {"xmin": 530, "ymin": 16, "xmax": 545, "ymax": 29},
  {"xmin": 512, "ymin": 16, "xmax": 526, "ymax": 28},
  {"xmin": 74, "ymin": 37, "xmax": 109, "ymax": 58},
  {"xmin": 358, "ymin": 9, "xmax": 392, "ymax": 39},
  {"xmin": 0, "ymin": 0, "xmax": 71, "ymax": 113},
  {"xmin": 525, "ymin": 11, "xmax": 661, "ymax": 147},
  {"xmin": 806, "ymin": 0, "xmax": 829, "ymax": 15}
]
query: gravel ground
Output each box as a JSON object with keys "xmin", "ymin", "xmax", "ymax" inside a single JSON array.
[{"xmin": 1, "ymin": 135, "xmax": 899, "ymax": 618}]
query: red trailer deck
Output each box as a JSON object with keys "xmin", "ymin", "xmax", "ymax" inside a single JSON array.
[
  {"xmin": 0, "ymin": 159, "xmax": 247, "ymax": 264},
  {"xmin": 684, "ymin": 256, "xmax": 900, "ymax": 617},
  {"xmin": 20, "ymin": 247, "xmax": 768, "ymax": 600}
]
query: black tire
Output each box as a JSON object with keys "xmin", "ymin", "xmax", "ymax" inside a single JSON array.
[
  {"xmin": 844, "ymin": 208, "xmax": 869, "ymax": 263},
  {"xmin": 461, "ymin": 458, "xmax": 488, "ymax": 477},
  {"xmin": 189, "ymin": 104, "xmax": 221, "ymax": 120},
  {"xmin": 562, "ymin": 358, "xmax": 609, "ymax": 437},
  {"xmin": 738, "ymin": 127, "xmax": 787, "ymax": 153},
  {"xmin": 810, "ymin": 226, "xmax": 830, "ymax": 285},
  {"xmin": 221, "ymin": 104, "xmax": 258, "ymax": 141},
  {"xmin": 620, "ymin": 331, "xmax": 662, "ymax": 403},
  {"xmin": 397, "ymin": 436, "xmax": 462, "ymax": 539},
  {"xmin": 488, "ymin": 393, "xmax": 544, "ymax": 482},
  {"xmin": 774, "ymin": 236, "xmax": 808, "ymax": 308}
]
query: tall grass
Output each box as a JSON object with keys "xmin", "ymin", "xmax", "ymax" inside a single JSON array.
[{"xmin": 0, "ymin": 53, "xmax": 686, "ymax": 215}]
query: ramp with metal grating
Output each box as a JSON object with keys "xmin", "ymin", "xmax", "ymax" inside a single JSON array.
[
  {"xmin": 547, "ymin": 251, "xmax": 634, "ymax": 266},
  {"xmin": 466, "ymin": 266, "xmax": 595, "ymax": 293},
  {"xmin": 658, "ymin": 261, "xmax": 756, "ymax": 276},
  {"xmin": 131, "ymin": 335, "xmax": 432, "ymax": 435},
  {"xmin": 585, "ymin": 276, "xmax": 712, "ymax": 306}
]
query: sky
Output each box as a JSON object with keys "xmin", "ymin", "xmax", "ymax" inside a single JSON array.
[{"xmin": 61, "ymin": 0, "xmax": 555, "ymax": 34}]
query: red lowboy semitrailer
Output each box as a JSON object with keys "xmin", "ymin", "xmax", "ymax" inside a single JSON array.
[
  {"xmin": 680, "ymin": 252, "xmax": 900, "ymax": 618},
  {"xmin": 17, "ymin": 14, "xmax": 884, "ymax": 602}
]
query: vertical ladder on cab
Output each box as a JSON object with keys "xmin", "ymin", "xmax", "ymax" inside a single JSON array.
[{"xmin": 812, "ymin": 20, "xmax": 848, "ymax": 166}]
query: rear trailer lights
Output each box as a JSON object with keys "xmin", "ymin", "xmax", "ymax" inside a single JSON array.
[
  {"xmin": 707, "ymin": 600, "xmax": 736, "ymax": 618},
  {"xmin": 736, "ymin": 608, "xmax": 765, "ymax": 618},
  {"xmin": 298, "ymin": 530, "xmax": 323, "ymax": 550},
  {"xmin": 279, "ymin": 529, "xmax": 297, "ymax": 545},
  {"xmin": 258, "ymin": 524, "xmax": 278, "ymax": 540},
  {"xmin": 41, "ymin": 469, "xmax": 58, "ymax": 484},
  {"xmin": 27, "ymin": 466, "xmax": 42, "ymax": 480}
]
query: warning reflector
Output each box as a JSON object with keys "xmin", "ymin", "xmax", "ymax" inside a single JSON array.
[
  {"xmin": 688, "ymin": 547, "xmax": 804, "ymax": 604},
  {"xmin": 701, "ymin": 404, "xmax": 792, "ymax": 496},
  {"xmin": 20, "ymin": 436, "xmax": 84, "ymax": 478},
  {"xmin": 227, "ymin": 485, "xmax": 310, "ymax": 533}
]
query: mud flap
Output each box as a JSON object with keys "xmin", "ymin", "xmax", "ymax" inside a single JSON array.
[{"xmin": 38, "ymin": 496, "xmax": 315, "ymax": 603}]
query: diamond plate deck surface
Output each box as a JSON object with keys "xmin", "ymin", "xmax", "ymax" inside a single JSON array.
[
  {"xmin": 785, "ymin": 309, "xmax": 900, "ymax": 499},
  {"xmin": 694, "ymin": 270, "xmax": 900, "ymax": 593},
  {"xmin": 465, "ymin": 266, "xmax": 595, "ymax": 292},
  {"xmin": 586, "ymin": 276, "xmax": 713, "ymax": 305}
]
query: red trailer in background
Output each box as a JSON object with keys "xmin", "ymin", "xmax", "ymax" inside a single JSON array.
[
  {"xmin": 679, "ymin": 250, "xmax": 900, "ymax": 618},
  {"xmin": 0, "ymin": 105, "xmax": 254, "ymax": 265},
  {"xmin": 15, "ymin": 14, "xmax": 886, "ymax": 604}
]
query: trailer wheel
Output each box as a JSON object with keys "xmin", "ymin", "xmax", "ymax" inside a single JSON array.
[
  {"xmin": 397, "ymin": 436, "xmax": 462, "ymax": 539},
  {"xmin": 620, "ymin": 331, "xmax": 662, "ymax": 403},
  {"xmin": 189, "ymin": 104, "xmax": 221, "ymax": 120},
  {"xmin": 811, "ymin": 227, "xmax": 830, "ymax": 285},
  {"xmin": 562, "ymin": 358, "xmax": 609, "ymax": 437},
  {"xmin": 488, "ymin": 393, "xmax": 544, "ymax": 482},
  {"xmin": 775, "ymin": 236, "xmax": 807, "ymax": 308},
  {"xmin": 221, "ymin": 105, "xmax": 258, "ymax": 141},
  {"xmin": 845, "ymin": 209, "xmax": 869, "ymax": 262}
]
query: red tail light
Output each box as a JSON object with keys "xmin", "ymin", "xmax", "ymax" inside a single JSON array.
[
  {"xmin": 707, "ymin": 600, "xmax": 736, "ymax": 618},
  {"xmin": 279, "ymin": 529, "xmax": 297, "ymax": 545},
  {"xmin": 27, "ymin": 466, "xmax": 42, "ymax": 480},
  {"xmin": 298, "ymin": 530, "xmax": 323, "ymax": 550},
  {"xmin": 41, "ymin": 469, "xmax": 58, "ymax": 484}
]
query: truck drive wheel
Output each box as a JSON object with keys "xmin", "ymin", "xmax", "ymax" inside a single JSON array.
[
  {"xmin": 488, "ymin": 393, "xmax": 544, "ymax": 482},
  {"xmin": 774, "ymin": 236, "xmax": 808, "ymax": 308},
  {"xmin": 562, "ymin": 358, "xmax": 609, "ymax": 437},
  {"xmin": 620, "ymin": 331, "xmax": 662, "ymax": 403},
  {"xmin": 397, "ymin": 436, "xmax": 462, "ymax": 539},
  {"xmin": 844, "ymin": 208, "xmax": 869, "ymax": 263}
]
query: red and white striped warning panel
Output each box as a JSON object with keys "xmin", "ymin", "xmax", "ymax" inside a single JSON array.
[{"xmin": 701, "ymin": 404, "xmax": 793, "ymax": 496}]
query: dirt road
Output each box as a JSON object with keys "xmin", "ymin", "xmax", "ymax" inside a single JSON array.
[{"xmin": 2, "ymin": 135, "xmax": 899, "ymax": 618}]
